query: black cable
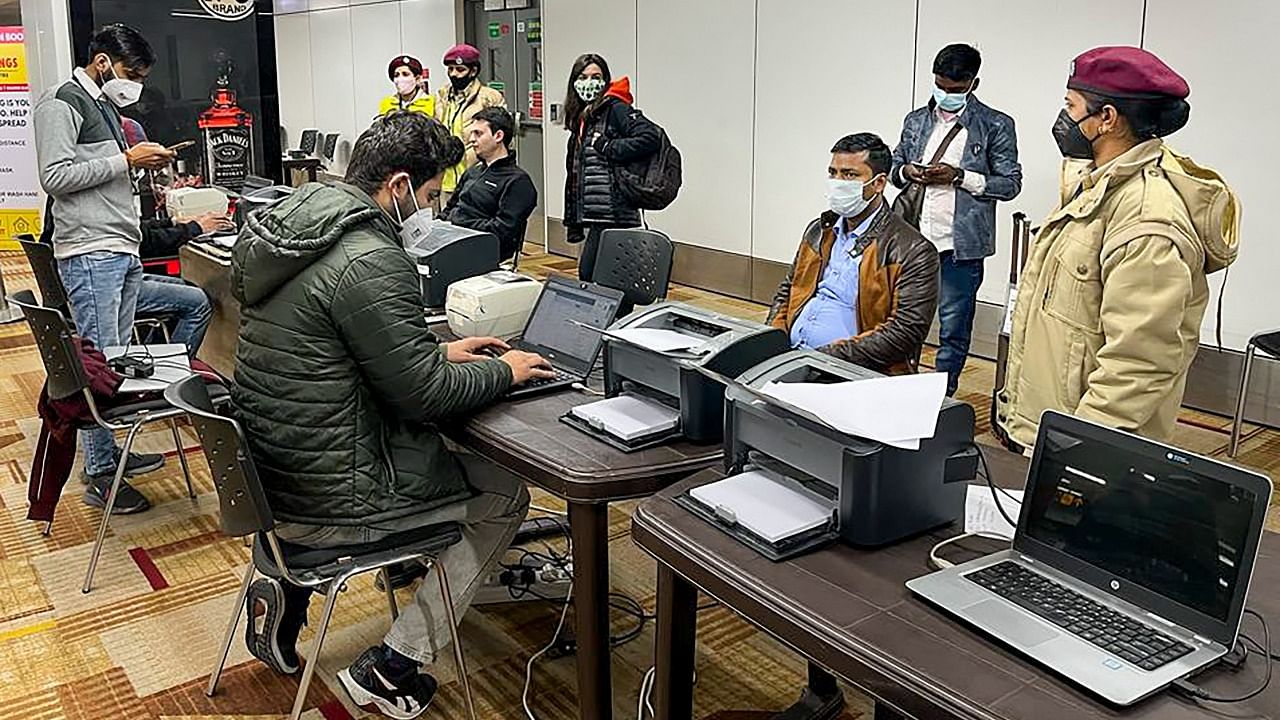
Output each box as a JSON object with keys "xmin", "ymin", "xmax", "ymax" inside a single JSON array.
[
  {"xmin": 973, "ymin": 442, "xmax": 1018, "ymax": 529},
  {"xmin": 1174, "ymin": 609, "xmax": 1271, "ymax": 704}
]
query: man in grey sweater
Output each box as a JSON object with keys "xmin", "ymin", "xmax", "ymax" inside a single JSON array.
[{"xmin": 33, "ymin": 24, "xmax": 175, "ymax": 514}]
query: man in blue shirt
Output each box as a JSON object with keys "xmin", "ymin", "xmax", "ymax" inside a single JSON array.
[{"xmin": 770, "ymin": 133, "xmax": 940, "ymax": 375}]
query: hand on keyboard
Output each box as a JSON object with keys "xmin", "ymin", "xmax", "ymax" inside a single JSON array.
[
  {"xmin": 445, "ymin": 336, "xmax": 511, "ymax": 363},
  {"xmin": 501, "ymin": 350, "xmax": 557, "ymax": 385}
]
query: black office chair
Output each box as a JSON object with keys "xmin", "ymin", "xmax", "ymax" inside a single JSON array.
[
  {"xmin": 1229, "ymin": 330, "xmax": 1280, "ymax": 457},
  {"xmin": 19, "ymin": 235, "xmax": 171, "ymax": 342},
  {"xmin": 165, "ymin": 375, "xmax": 479, "ymax": 720},
  {"xmin": 595, "ymin": 227, "xmax": 675, "ymax": 316},
  {"xmin": 298, "ymin": 128, "xmax": 319, "ymax": 156},
  {"xmin": 8, "ymin": 291, "xmax": 226, "ymax": 592},
  {"xmin": 321, "ymin": 132, "xmax": 340, "ymax": 164}
]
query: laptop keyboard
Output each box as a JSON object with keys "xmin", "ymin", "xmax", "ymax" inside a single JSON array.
[
  {"xmin": 514, "ymin": 368, "xmax": 576, "ymax": 390},
  {"xmin": 965, "ymin": 561, "xmax": 1194, "ymax": 671}
]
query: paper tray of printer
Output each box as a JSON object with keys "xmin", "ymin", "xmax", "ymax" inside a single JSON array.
[
  {"xmin": 559, "ymin": 394, "xmax": 684, "ymax": 453},
  {"xmin": 674, "ymin": 469, "xmax": 839, "ymax": 562}
]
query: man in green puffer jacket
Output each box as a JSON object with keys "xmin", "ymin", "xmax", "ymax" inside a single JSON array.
[{"xmin": 230, "ymin": 111, "xmax": 553, "ymax": 718}]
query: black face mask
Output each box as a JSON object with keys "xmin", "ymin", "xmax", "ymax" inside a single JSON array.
[
  {"xmin": 1052, "ymin": 108, "xmax": 1098, "ymax": 160},
  {"xmin": 449, "ymin": 74, "xmax": 472, "ymax": 92}
]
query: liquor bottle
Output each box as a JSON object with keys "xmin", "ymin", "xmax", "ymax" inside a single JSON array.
[{"xmin": 198, "ymin": 56, "xmax": 254, "ymax": 190}]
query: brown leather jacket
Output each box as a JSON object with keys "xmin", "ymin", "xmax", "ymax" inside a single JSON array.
[{"xmin": 767, "ymin": 206, "xmax": 939, "ymax": 375}]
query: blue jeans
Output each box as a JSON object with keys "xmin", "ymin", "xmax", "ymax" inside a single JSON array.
[
  {"xmin": 58, "ymin": 251, "xmax": 143, "ymax": 477},
  {"xmin": 136, "ymin": 274, "xmax": 211, "ymax": 357},
  {"xmin": 935, "ymin": 251, "xmax": 985, "ymax": 396}
]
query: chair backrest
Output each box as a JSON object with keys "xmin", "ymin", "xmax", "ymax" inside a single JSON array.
[
  {"xmin": 299, "ymin": 128, "xmax": 319, "ymax": 154},
  {"xmin": 595, "ymin": 228, "xmax": 675, "ymax": 308},
  {"xmin": 18, "ymin": 236, "xmax": 71, "ymax": 316},
  {"xmin": 9, "ymin": 289, "xmax": 92, "ymax": 401},
  {"xmin": 322, "ymin": 133, "xmax": 339, "ymax": 161},
  {"xmin": 164, "ymin": 376, "xmax": 275, "ymax": 537}
]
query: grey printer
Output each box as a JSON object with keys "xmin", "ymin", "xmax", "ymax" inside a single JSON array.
[
  {"xmin": 403, "ymin": 222, "xmax": 499, "ymax": 308},
  {"xmin": 600, "ymin": 303, "xmax": 789, "ymax": 446},
  {"xmin": 677, "ymin": 350, "xmax": 977, "ymax": 560}
]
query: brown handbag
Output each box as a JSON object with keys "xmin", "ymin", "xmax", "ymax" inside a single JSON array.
[{"xmin": 891, "ymin": 122, "xmax": 964, "ymax": 228}]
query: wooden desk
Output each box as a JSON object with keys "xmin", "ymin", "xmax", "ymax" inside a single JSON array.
[
  {"xmin": 446, "ymin": 389, "xmax": 723, "ymax": 720},
  {"xmin": 633, "ymin": 448, "xmax": 1280, "ymax": 720},
  {"xmin": 179, "ymin": 242, "xmax": 239, "ymax": 379}
]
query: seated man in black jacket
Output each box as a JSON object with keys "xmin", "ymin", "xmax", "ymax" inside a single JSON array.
[{"xmin": 440, "ymin": 107, "xmax": 537, "ymax": 261}]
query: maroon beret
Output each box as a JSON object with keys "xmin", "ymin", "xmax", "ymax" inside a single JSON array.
[
  {"xmin": 443, "ymin": 44, "xmax": 481, "ymax": 66},
  {"xmin": 1067, "ymin": 46, "xmax": 1189, "ymax": 100},
  {"xmin": 388, "ymin": 55, "xmax": 422, "ymax": 80}
]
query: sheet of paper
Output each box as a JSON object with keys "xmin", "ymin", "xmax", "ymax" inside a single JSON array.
[
  {"xmin": 103, "ymin": 344, "xmax": 194, "ymax": 393},
  {"xmin": 758, "ymin": 371, "xmax": 947, "ymax": 449},
  {"xmin": 964, "ymin": 485, "xmax": 1023, "ymax": 537},
  {"xmin": 604, "ymin": 327, "xmax": 708, "ymax": 354},
  {"xmin": 571, "ymin": 394, "xmax": 680, "ymax": 441},
  {"xmin": 689, "ymin": 470, "xmax": 835, "ymax": 543},
  {"xmin": 209, "ymin": 233, "xmax": 237, "ymax": 249}
]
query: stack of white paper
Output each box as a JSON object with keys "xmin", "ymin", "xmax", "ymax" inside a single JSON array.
[
  {"xmin": 209, "ymin": 233, "xmax": 237, "ymax": 249},
  {"xmin": 103, "ymin": 343, "xmax": 194, "ymax": 393},
  {"xmin": 570, "ymin": 394, "xmax": 680, "ymax": 441},
  {"xmin": 604, "ymin": 327, "xmax": 710, "ymax": 354},
  {"xmin": 758, "ymin": 372, "xmax": 948, "ymax": 450},
  {"xmin": 689, "ymin": 470, "xmax": 835, "ymax": 543}
]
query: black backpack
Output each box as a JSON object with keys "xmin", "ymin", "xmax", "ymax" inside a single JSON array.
[{"xmin": 613, "ymin": 112, "xmax": 682, "ymax": 211}]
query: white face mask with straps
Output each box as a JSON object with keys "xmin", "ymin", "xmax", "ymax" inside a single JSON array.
[
  {"xmin": 387, "ymin": 173, "xmax": 434, "ymax": 247},
  {"xmin": 99, "ymin": 58, "xmax": 143, "ymax": 108}
]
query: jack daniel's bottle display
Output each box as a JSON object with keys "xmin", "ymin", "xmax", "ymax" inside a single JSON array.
[{"xmin": 198, "ymin": 55, "xmax": 254, "ymax": 190}]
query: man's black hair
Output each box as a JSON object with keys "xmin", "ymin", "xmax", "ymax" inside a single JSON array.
[
  {"xmin": 830, "ymin": 133, "xmax": 892, "ymax": 176},
  {"xmin": 933, "ymin": 43, "xmax": 981, "ymax": 83},
  {"xmin": 472, "ymin": 106, "xmax": 515, "ymax": 148},
  {"xmin": 345, "ymin": 112, "xmax": 465, "ymax": 195},
  {"xmin": 88, "ymin": 24, "xmax": 156, "ymax": 71}
]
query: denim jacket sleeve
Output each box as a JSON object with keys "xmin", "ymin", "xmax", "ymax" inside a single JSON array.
[
  {"xmin": 974, "ymin": 111, "xmax": 1022, "ymax": 202},
  {"xmin": 890, "ymin": 110, "xmax": 927, "ymax": 189}
]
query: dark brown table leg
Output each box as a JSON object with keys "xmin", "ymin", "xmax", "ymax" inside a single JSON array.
[
  {"xmin": 568, "ymin": 500, "xmax": 611, "ymax": 720},
  {"xmin": 654, "ymin": 564, "xmax": 698, "ymax": 720},
  {"xmin": 770, "ymin": 663, "xmax": 845, "ymax": 719}
]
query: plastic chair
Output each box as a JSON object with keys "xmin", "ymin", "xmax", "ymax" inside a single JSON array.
[
  {"xmin": 164, "ymin": 375, "xmax": 479, "ymax": 720},
  {"xmin": 19, "ymin": 235, "xmax": 171, "ymax": 342},
  {"xmin": 595, "ymin": 228, "xmax": 675, "ymax": 315},
  {"xmin": 1228, "ymin": 331, "xmax": 1280, "ymax": 457},
  {"xmin": 298, "ymin": 128, "xmax": 319, "ymax": 155},
  {"xmin": 8, "ymin": 291, "xmax": 224, "ymax": 591},
  {"xmin": 321, "ymin": 132, "xmax": 340, "ymax": 163}
]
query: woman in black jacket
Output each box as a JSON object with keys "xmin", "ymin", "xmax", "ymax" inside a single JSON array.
[{"xmin": 562, "ymin": 53, "xmax": 661, "ymax": 281}]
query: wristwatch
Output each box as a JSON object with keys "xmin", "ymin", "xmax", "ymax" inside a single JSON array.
[{"xmin": 952, "ymin": 168, "xmax": 966, "ymax": 187}]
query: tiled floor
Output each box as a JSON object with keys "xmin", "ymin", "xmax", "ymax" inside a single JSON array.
[{"xmin": 0, "ymin": 245, "xmax": 1276, "ymax": 720}]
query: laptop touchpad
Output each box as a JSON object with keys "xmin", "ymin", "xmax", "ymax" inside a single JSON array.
[{"xmin": 967, "ymin": 600, "xmax": 1059, "ymax": 648}]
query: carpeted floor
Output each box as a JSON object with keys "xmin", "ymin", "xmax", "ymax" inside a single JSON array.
[{"xmin": 0, "ymin": 245, "xmax": 1277, "ymax": 720}]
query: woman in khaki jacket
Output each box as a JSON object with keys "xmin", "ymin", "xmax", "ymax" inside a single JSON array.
[{"xmin": 996, "ymin": 46, "xmax": 1239, "ymax": 449}]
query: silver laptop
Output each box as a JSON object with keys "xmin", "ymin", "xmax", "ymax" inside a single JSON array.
[
  {"xmin": 504, "ymin": 276, "xmax": 623, "ymax": 400},
  {"xmin": 907, "ymin": 410, "xmax": 1272, "ymax": 706}
]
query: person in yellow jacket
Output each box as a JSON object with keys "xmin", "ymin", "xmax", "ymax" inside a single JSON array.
[
  {"xmin": 434, "ymin": 44, "xmax": 505, "ymax": 206},
  {"xmin": 996, "ymin": 46, "xmax": 1238, "ymax": 449},
  {"xmin": 378, "ymin": 55, "xmax": 433, "ymax": 117}
]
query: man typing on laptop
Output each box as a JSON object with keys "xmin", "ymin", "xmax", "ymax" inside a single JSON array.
[{"xmin": 230, "ymin": 111, "xmax": 553, "ymax": 718}]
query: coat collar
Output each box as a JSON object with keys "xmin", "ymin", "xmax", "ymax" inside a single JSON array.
[{"xmin": 1048, "ymin": 139, "xmax": 1164, "ymax": 223}]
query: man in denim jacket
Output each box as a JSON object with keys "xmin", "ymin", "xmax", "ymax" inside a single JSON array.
[{"xmin": 891, "ymin": 44, "xmax": 1022, "ymax": 395}]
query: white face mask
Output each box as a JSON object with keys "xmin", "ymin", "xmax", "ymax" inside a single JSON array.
[
  {"xmin": 388, "ymin": 174, "xmax": 434, "ymax": 247},
  {"xmin": 574, "ymin": 77, "xmax": 605, "ymax": 103},
  {"xmin": 825, "ymin": 176, "xmax": 880, "ymax": 218},
  {"xmin": 100, "ymin": 61, "xmax": 143, "ymax": 108},
  {"xmin": 394, "ymin": 75, "xmax": 417, "ymax": 96}
]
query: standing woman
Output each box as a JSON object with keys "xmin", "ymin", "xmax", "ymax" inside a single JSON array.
[
  {"xmin": 379, "ymin": 55, "xmax": 433, "ymax": 117},
  {"xmin": 562, "ymin": 53, "xmax": 660, "ymax": 281}
]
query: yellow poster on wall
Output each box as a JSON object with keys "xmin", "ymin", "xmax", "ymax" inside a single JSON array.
[{"xmin": 0, "ymin": 26, "xmax": 41, "ymax": 251}]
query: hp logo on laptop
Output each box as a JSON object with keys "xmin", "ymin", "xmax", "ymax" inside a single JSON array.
[{"xmin": 1110, "ymin": 579, "xmax": 1121, "ymax": 591}]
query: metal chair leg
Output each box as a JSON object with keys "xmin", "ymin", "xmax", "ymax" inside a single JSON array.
[
  {"xmin": 436, "ymin": 561, "xmax": 477, "ymax": 720},
  {"xmin": 289, "ymin": 575, "xmax": 344, "ymax": 720},
  {"xmin": 170, "ymin": 418, "xmax": 195, "ymax": 498},
  {"xmin": 42, "ymin": 521, "xmax": 53, "ymax": 537},
  {"xmin": 207, "ymin": 559, "xmax": 256, "ymax": 696},
  {"xmin": 1229, "ymin": 342, "xmax": 1258, "ymax": 458},
  {"xmin": 381, "ymin": 568, "xmax": 399, "ymax": 620},
  {"xmin": 83, "ymin": 420, "xmax": 145, "ymax": 594}
]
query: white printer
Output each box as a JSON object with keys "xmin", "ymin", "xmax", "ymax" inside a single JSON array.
[
  {"xmin": 165, "ymin": 187, "xmax": 229, "ymax": 219},
  {"xmin": 446, "ymin": 271, "xmax": 542, "ymax": 340}
]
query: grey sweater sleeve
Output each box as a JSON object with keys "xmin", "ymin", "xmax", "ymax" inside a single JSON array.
[{"xmin": 34, "ymin": 99, "xmax": 128, "ymax": 196}]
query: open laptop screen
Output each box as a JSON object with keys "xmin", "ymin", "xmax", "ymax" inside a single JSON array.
[
  {"xmin": 1022, "ymin": 419, "xmax": 1260, "ymax": 624},
  {"xmin": 520, "ymin": 278, "xmax": 621, "ymax": 375}
]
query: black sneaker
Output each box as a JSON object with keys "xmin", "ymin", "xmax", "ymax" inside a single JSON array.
[
  {"xmin": 338, "ymin": 647, "xmax": 438, "ymax": 719},
  {"xmin": 81, "ymin": 450, "xmax": 166, "ymax": 485},
  {"xmin": 82, "ymin": 475, "xmax": 151, "ymax": 514},
  {"xmin": 244, "ymin": 578, "xmax": 303, "ymax": 674}
]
